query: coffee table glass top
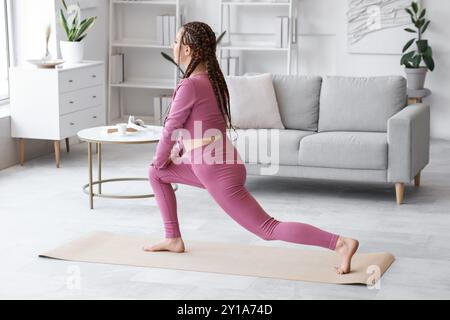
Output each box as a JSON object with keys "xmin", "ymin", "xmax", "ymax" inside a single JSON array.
[{"xmin": 77, "ymin": 125, "xmax": 164, "ymax": 144}]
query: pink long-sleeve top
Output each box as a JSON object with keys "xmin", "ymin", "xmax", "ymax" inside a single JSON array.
[{"xmin": 151, "ymin": 73, "xmax": 227, "ymax": 169}]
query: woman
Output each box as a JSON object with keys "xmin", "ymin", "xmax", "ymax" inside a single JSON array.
[{"xmin": 144, "ymin": 21, "xmax": 359, "ymax": 275}]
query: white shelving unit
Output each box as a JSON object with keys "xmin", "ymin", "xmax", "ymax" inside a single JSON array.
[
  {"xmin": 218, "ymin": 0, "xmax": 298, "ymax": 75},
  {"xmin": 107, "ymin": 0, "xmax": 182, "ymax": 125}
]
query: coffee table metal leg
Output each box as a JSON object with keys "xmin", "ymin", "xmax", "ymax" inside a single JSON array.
[
  {"xmin": 88, "ymin": 142, "xmax": 94, "ymax": 209},
  {"xmin": 98, "ymin": 143, "xmax": 102, "ymax": 195}
]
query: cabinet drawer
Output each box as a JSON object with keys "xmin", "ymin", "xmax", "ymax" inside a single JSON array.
[
  {"xmin": 59, "ymin": 64, "xmax": 104, "ymax": 93},
  {"xmin": 59, "ymin": 85, "xmax": 104, "ymax": 115},
  {"xmin": 60, "ymin": 105, "xmax": 105, "ymax": 138}
]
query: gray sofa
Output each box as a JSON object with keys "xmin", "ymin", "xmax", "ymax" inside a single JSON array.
[{"xmin": 228, "ymin": 74, "xmax": 430, "ymax": 204}]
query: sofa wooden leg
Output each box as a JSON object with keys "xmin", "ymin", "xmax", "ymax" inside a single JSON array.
[
  {"xmin": 19, "ymin": 138, "xmax": 25, "ymax": 166},
  {"xmin": 414, "ymin": 171, "xmax": 421, "ymax": 187},
  {"xmin": 395, "ymin": 183, "xmax": 405, "ymax": 205},
  {"xmin": 54, "ymin": 140, "xmax": 61, "ymax": 168}
]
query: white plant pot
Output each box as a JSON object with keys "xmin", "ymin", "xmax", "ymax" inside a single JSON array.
[
  {"xmin": 60, "ymin": 40, "xmax": 84, "ymax": 63},
  {"xmin": 405, "ymin": 67, "xmax": 428, "ymax": 90}
]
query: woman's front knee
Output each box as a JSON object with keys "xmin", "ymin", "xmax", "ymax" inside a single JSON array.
[
  {"xmin": 256, "ymin": 217, "xmax": 280, "ymax": 241},
  {"xmin": 148, "ymin": 164, "xmax": 161, "ymax": 181}
]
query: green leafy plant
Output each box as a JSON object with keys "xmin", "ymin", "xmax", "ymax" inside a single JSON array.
[
  {"xmin": 401, "ymin": 1, "xmax": 435, "ymax": 71},
  {"xmin": 59, "ymin": 0, "xmax": 97, "ymax": 42},
  {"xmin": 161, "ymin": 30, "xmax": 227, "ymax": 76}
]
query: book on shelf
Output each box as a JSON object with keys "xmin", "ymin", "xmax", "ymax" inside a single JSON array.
[
  {"xmin": 220, "ymin": 56, "xmax": 229, "ymax": 76},
  {"xmin": 161, "ymin": 95, "xmax": 172, "ymax": 118},
  {"xmin": 220, "ymin": 56, "xmax": 239, "ymax": 76},
  {"xmin": 157, "ymin": 14, "xmax": 176, "ymax": 46},
  {"xmin": 281, "ymin": 16, "xmax": 289, "ymax": 48},
  {"xmin": 275, "ymin": 16, "xmax": 282, "ymax": 48},
  {"xmin": 157, "ymin": 15, "xmax": 164, "ymax": 45},
  {"xmin": 153, "ymin": 96, "xmax": 162, "ymax": 125},
  {"xmin": 153, "ymin": 95, "xmax": 173, "ymax": 125},
  {"xmin": 275, "ymin": 16, "xmax": 289, "ymax": 48},
  {"xmin": 111, "ymin": 53, "xmax": 124, "ymax": 84},
  {"xmin": 169, "ymin": 15, "xmax": 176, "ymax": 45},
  {"xmin": 163, "ymin": 15, "xmax": 170, "ymax": 45},
  {"xmin": 229, "ymin": 56, "xmax": 239, "ymax": 76}
]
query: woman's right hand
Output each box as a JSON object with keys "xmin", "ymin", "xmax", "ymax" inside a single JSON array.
[{"xmin": 170, "ymin": 146, "xmax": 181, "ymax": 163}]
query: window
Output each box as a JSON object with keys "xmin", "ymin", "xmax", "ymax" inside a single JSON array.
[{"xmin": 0, "ymin": 0, "xmax": 10, "ymax": 102}]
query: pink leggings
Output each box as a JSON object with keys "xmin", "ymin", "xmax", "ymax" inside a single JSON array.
[{"xmin": 148, "ymin": 138, "xmax": 339, "ymax": 251}]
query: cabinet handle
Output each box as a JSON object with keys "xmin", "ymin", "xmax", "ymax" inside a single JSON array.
[
  {"xmin": 69, "ymin": 101, "xmax": 74, "ymax": 104},
  {"xmin": 92, "ymin": 115, "xmax": 97, "ymax": 119},
  {"xmin": 68, "ymin": 79, "xmax": 73, "ymax": 83},
  {"xmin": 70, "ymin": 122, "xmax": 75, "ymax": 126},
  {"xmin": 92, "ymin": 74, "xmax": 97, "ymax": 78},
  {"xmin": 92, "ymin": 95, "xmax": 97, "ymax": 98}
]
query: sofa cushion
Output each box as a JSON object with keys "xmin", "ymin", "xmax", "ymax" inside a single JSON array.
[
  {"xmin": 230, "ymin": 128, "xmax": 314, "ymax": 166},
  {"xmin": 272, "ymin": 74, "xmax": 322, "ymax": 131},
  {"xmin": 225, "ymin": 73, "xmax": 285, "ymax": 129},
  {"xmin": 299, "ymin": 131, "xmax": 388, "ymax": 170},
  {"xmin": 318, "ymin": 76, "xmax": 407, "ymax": 132}
]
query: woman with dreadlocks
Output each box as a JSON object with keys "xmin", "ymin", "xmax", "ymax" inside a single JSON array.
[{"xmin": 144, "ymin": 21, "xmax": 359, "ymax": 274}]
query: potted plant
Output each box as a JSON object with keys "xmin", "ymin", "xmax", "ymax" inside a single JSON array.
[
  {"xmin": 58, "ymin": 0, "xmax": 97, "ymax": 63},
  {"xmin": 160, "ymin": 30, "xmax": 227, "ymax": 76},
  {"xmin": 401, "ymin": 1, "xmax": 435, "ymax": 90}
]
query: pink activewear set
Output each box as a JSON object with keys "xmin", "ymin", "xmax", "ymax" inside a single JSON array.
[{"xmin": 148, "ymin": 73, "xmax": 339, "ymax": 250}]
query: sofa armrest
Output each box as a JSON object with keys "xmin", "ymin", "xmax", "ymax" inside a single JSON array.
[{"xmin": 387, "ymin": 103, "xmax": 430, "ymax": 183}]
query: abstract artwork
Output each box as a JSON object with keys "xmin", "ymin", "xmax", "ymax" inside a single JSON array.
[{"xmin": 347, "ymin": 0, "xmax": 420, "ymax": 54}]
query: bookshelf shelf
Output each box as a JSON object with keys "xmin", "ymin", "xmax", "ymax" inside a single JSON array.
[
  {"xmin": 218, "ymin": 0, "xmax": 298, "ymax": 75},
  {"xmin": 220, "ymin": 44, "xmax": 290, "ymax": 51},
  {"xmin": 222, "ymin": 1, "xmax": 290, "ymax": 7},
  {"xmin": 112, "ymin": 1, "xmax": 177, "ymax": 6},
  {"xmin": 110, "ymin": 78, "xmax": 175, "ymax": 89},
  {"xmin": 108, "ymin": 0, "xmax": 182, "ymax": 125},
  {"xmin": 112, "ymin": 38, "xmax": 172, "ymax": 49}
]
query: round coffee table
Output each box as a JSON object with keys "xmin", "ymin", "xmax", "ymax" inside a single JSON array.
[{"xmin": 77, "ymin": 125, "xmax": 178, "ymax": 209}]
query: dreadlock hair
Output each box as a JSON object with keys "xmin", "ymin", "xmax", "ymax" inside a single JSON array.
[{"xmin": 163, "ymin": 21, "xmax": 238, "ymax": 142}]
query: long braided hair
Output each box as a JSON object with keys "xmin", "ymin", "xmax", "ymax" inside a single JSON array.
[{"xmin": 163, "ymin": 21, "xmax": 237, "ymax": 142}]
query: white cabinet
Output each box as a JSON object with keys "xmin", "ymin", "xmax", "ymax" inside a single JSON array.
[{"xmin": 9, "ymin": 61, "xmax": 106, "ymax": 168}]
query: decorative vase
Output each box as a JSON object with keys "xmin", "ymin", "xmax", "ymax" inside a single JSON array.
[
  {"xmin": 60, "ymin": 40, "xmax": 84, "ymax": 63},
  {"xmin": 405, "ymin": 67, "xmax": 428, "ymax": 90}
]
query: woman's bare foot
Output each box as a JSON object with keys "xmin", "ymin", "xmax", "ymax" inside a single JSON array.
[
  {"xmin": 334, "ymin": 236, "xmax": 359, "ymax": 275},
  {"xmin": 142, "ymin": 237, "xmax": 185, "ymax": 253}
]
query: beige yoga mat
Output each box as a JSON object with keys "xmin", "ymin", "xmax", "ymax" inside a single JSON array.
[{"xmin": 39, "ymin": 231, "xmax": 395, "ymax": 285}]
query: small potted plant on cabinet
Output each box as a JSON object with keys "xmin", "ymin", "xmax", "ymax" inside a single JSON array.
[{"xmin": 58, "ymin": 0, "xmax": 97, "ymax": 63}]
